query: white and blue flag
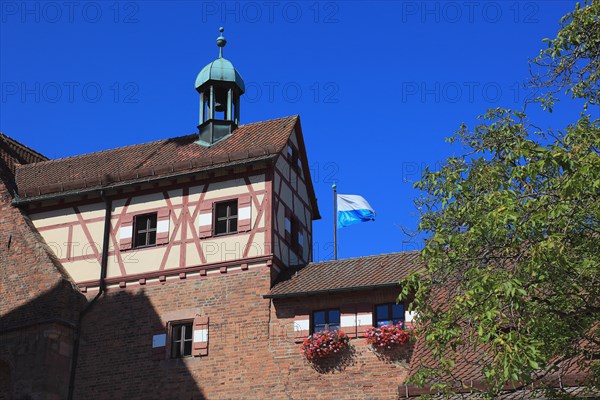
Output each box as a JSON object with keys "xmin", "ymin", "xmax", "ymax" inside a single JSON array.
[{"xmin": 337, "ymin": 194, "xmax": 376, "ymax": 228}]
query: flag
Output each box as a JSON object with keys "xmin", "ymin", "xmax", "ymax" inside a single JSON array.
[{"xmin": 337, "ymin": 194, "xmax": 376, "ymax": 228}]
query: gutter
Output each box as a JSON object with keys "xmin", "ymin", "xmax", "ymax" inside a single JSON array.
[{"xmin": 67, "ymin": 190, "xmax": 111, "ymax": 400}]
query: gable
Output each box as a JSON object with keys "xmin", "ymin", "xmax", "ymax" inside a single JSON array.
[{"xmin": 275, "ymin": 119, "xmax": 320, "ymax": 221}]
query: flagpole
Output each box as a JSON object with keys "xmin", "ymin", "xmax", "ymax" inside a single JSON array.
[{"xmin": 333, "ymin": 182, "xmax": 337, "ymax": 260}]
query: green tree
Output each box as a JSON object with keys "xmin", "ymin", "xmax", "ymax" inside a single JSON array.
[{"xmin": 401, "ymin": 1, "xmax": 600, "ymax": 397}]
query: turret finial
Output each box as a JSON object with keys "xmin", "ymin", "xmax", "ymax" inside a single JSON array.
[{"xmin": 216, "ymin": 27, "xmax": 227, "ymax": 58}]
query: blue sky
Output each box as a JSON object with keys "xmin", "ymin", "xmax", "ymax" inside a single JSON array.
[{"xmin": 0, "ymin": 1, "xmax": 585, "ymax": 261}]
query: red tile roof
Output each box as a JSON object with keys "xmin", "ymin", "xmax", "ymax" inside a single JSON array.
[
  {"xmin": 15, "ymin": 116, "xmax": 296, "ymax": 197},
  {"xmin": 0, "ymin": 133, "xmax": 48, "ymax": 179},
  {"xmin": 266, "ymin": 251, "xmax": 423, "ymax": 298},
  {"xmin": 14, "ymin": 116, "xmax": 319, "ymax": 217}
]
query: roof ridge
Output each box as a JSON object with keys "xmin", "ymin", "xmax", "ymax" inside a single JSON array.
[
  {"xmin": 16, "ymin": 132, "xmax": 198, "ymax": 168},
  {"xmin": 16, "ymin": 115, "xmax": 299, "ymax": 169},
  {"xmin": 0, "ymin": 132, "xmax": 49, "ymax": 162},
  {"xmin": 241, "ymin": 114, "xmax": 298, "ymax": 125}
]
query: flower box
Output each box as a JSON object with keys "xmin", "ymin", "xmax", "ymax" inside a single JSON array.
[
  {"xmin": 364, "ymin": 324, "xmax": 414, "ymax": 350},
  {"xmin": 301, "ymin": 330, "xmax": 350, "ymax": 360}
]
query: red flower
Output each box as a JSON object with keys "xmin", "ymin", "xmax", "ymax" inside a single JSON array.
[
  {"xmin": 300, "ymin": 330, "xmax": 350, "ymax": 360},
  {"xmin": 364, "ymin": 324, "xmax": 414, "ymax": 349}
]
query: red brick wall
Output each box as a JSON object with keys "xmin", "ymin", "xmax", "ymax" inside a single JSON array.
[
  {"xmin": 0, "ymin": 181, "xmax": 83, "ymax": 327},
  {"xmin": 0, "ymin": 323, "xmax": 76, "ymax": 400},
  {"xmin": 268, "ymin": 288, "xmax": 411, "ymax": 400},
  {"xmin": 73, "ymin": 269, "xmax": 411, "ymax": 400},
  {"xmin": 0, "ymin": 169, "xmax": 85, "ymax": 400},
  {"xmin": 74, "ymin": 268, "xmax": 274, "ymax": 399}
]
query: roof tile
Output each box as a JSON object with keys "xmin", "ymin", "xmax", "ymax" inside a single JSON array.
[
  {"xmin": 267, "ymin": 251, "xmax": 423, "ymax": 297},
  {"xmin": 15, "ymin": 116, "xmax": 298, "ymax": 199}
]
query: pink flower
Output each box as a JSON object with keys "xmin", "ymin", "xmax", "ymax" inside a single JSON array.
[
  {"xmin": 364, "ymin": 324, "xmax": 414, "ymax": 349},
  {"xmin": 300, "ymin": 330, "xmax": 351, "ymax": 360}
]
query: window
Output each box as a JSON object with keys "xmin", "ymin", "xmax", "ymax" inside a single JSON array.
[
  {"xmin": 134, "ymin": 213, "xmax": 157, "ymax": 248},
  {"xmin": 290, "ymin": 217, "xmax": 299, "ymax": 248},
  {"xmin": 284, "ymin": 214, "xmax": 291, "ymax": 234},
  {"xmin": 215, "ymin": 200, "xmax": 237, "ymax": 235},
  {"xmin": 287, "ymin": 144, "xmax": 302, "ymax": 173},
  {"xmin": 285, "ymin": 212, "xmax": 303, "ymax": 254},
  {"xmin": 170, "ymin": 322, "xmax": 193, "ymax": 358},
  {"xmin": 374, "ymin": 303, "xmax": 404, "ymax": 327},
  {"xmin": 312, "ymin": 309, "xmax": 340, "ymax": 333}
]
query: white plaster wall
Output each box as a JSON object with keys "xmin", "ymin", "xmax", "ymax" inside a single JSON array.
[{"xmin": 28, "ymin": 174, "xmax": 269, "ymax": 283}]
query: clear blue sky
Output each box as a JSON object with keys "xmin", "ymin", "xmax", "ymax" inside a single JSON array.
[{"xmin": 0, "ymin": 1, "xmax": 584, "ymax": 261}]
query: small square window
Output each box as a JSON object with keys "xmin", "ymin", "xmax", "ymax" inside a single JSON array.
[
  {"xmin": 134, "ymin": 213, "xmax": 157, "ymax": 248},
  {"xmin": 214, "ymin": 200, "xmax": 238, "ymax": 235},
  {"xmin": 312, "ymin": 309, "xmax": 340, "ymax": 333},
  {"xmin": 374, "ymin": 303, "xmax": 404, "ymax": 327},
  {"xmin": 170, "ymin": 322, "xmax": 193, "ymax": 358}
]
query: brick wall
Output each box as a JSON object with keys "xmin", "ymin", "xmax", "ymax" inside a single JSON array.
[
  {"xmin": 74, "ymin": 268, "xmax": 274, "ymax": 399},
  {"xmin": 268, "ymin": 288, "xmax": 412, "ymax": 400},
  {"xmin": 0, "ymin": 171, "xmax": 85, "ymax": 399},
  {"xmin": 0, "ymin": 323, "xmax": 76, "ymax": 400},
  {"xmin": 73, "ymin": 269, "xmax": 411, "ymax": 400},
  {"xmin": 0, "ymin": 181, "xmax": 84, "ymax": 329}
]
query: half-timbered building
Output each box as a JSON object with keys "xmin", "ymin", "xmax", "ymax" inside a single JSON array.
[
  {"xmin": 1, "ymin": 29, "xmax": 593, "ymax": 400},
  {"xmin": 0, "ymin": 29, "xmax": 423, "ymax": 400}
]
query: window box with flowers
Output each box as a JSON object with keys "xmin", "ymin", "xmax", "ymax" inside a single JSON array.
[
  {"xmin": 301, "ymin": 330, "xmax": 350, "ymax": 361},
  {"xmin": 364, "ymin": 323, "xmax": 415, "ymax": 350}
]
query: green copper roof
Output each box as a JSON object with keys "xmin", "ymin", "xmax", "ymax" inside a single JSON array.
[
  {"xmin": 195, "ymin": 28, "xmax": 245, "ymax": 93},
  {"xmin": 195, "ymin": 57, "xmax": 245, "ymax": 93}
]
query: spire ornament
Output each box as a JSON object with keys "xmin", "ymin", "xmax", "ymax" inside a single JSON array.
[{"xmin": 216, "ymin": 27, "xmax": 226, "ymax": 58}]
